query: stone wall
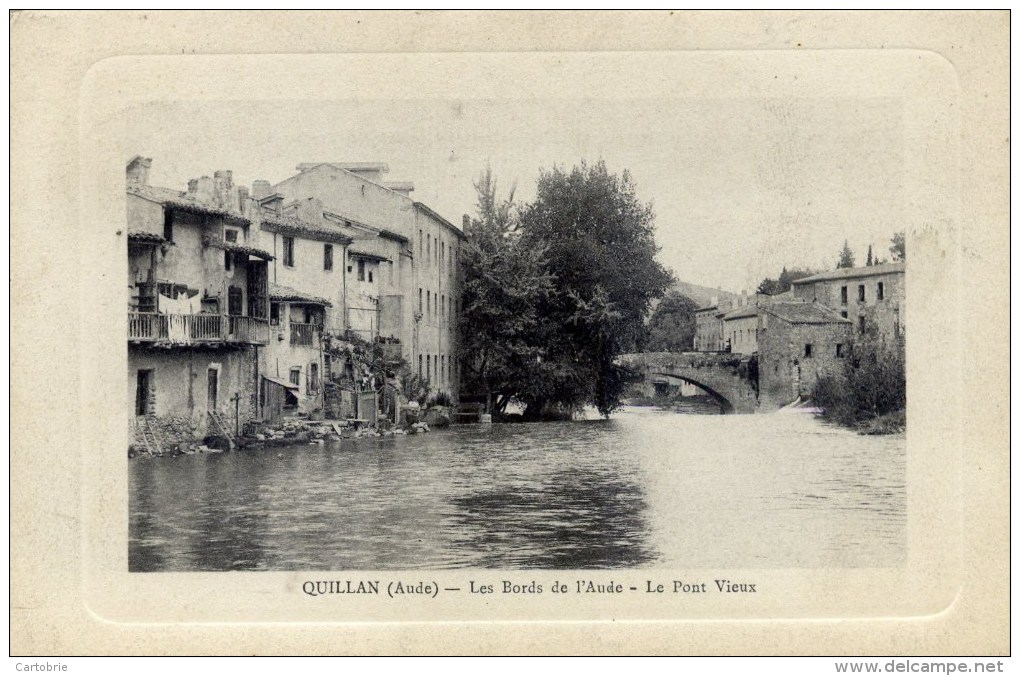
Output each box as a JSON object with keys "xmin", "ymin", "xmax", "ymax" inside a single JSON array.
[
  {"xmin": 129, "ymin": 345, "xmax": 259, "ymax": 445},
  {"xmin": 757, "ymin": 317, "xmax": 852, "ymax": 410}
]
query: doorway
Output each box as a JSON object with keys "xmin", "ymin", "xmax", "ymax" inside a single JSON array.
[
  {"xmin": 135, "ymin": 369, "xmax": 152, "ymax": 416},
  {"xmin": 207, "ymin": 368, "xmax": 219, "ymax": 412}
]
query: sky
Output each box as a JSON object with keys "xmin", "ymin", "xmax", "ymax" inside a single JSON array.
[{"xmin": 119, "ymin": 95, "xmax": 905, "ymax": 293}]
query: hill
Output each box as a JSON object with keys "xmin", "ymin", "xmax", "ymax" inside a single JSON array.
[{"xmin": 667, "ymin": 280, "xmax": 738, "ymax": 309}]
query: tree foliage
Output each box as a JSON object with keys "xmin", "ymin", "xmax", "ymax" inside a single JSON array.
[
  {"xmin": 812, "ymin": 340, "xmax": 905, "ymax": 426},
  {"xmin": 514, "ymin": 160, "xmax": 675, "ymax": 418},
  {"xmin": 458, "ymin": 167, "xmax": 553, "ymax": 415},
  {"xmin": 889, "ymin": 231, "xmax": 906, "ymax": 262},
  {"xmin": 644, "ymin": 292, "xmax": 699, "ymax": 352},
  {"xmin": 756, "ymin": 266, "xmax": 816, "ymax": 295},
  {"xmin": 836, "ymin": 240, "xmax": 856, "ymax": 269}
]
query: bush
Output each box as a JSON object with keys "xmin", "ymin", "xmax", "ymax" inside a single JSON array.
[{"xmin": 812, "ymin": 341, "xmax": 905, "ymax": 428}]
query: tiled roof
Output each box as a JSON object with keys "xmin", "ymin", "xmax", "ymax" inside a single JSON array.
[
  {"xmin": 205, "ymin": 239, "xmax": 275, "ymax": 261},
  {"xmin": 127, "ymin": 230, "xmax": 166, "ymax": 244},
  {"xmin": 269, "ymin": 283, "xmax": 332, "ymax": 307},
  {"xmin": 127, "ymin": 184, "xmax": 251, "ymax": 226},
  {"xmin": 261, "ymin": 213, "xmax": 354, "ymax": 246},
  {"xmin": 378, "ymin": 229, "xmax": 409, "ymax": 244},
  {"xmin": 764, "ymin": 301, "xmax": 851, "ymax": 325},
  {"xmin": 348, "ymin": 249, "xmax": 391, "ymax": 263},
  {"xmin": 721, "ymin": 305, "xmax": 759, "ymax": 320},
  {"xmin": 792, "ymin": 262, "xmax": 904, "ymax": 284},
  {"xmin": 695, "ymin": 305, "xmax": 718, "ymax": 313},
  {"xmin": 413, "ymin": 201, "xmax": 467, "ymax": 240}
]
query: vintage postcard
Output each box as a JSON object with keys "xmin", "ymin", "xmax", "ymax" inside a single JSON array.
[{"xmin": 10, "ymin": 11, "xmax": 1009, "ymax": 655}]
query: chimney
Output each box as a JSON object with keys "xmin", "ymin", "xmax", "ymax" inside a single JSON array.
[
  {"xmin": 462, "ymin": 214, "xmax": 471, "ymax": 230},
  {"xmin": 126, "ymin": 156, "xmax": 152, "ymax": 186},
  {"xmin": 188, "ymin": 176, "xmax": 215, "ymax": 204},
  {"xmin": 252, "ymin": 180, "xmax": 272, "ymax": 200},
  {"xmin": 213, "ymin": 170, "xmax": 233, "ymax": 208},
  {"xmin": 384, "ymin": 181, "xmax": 415, "ymax": 197},
  {"xmin": 237, "ymin": 186, "xmax": 250, "ymax": 213}
]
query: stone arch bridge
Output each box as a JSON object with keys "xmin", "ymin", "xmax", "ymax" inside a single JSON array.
[{"xmin": 618, "ymin": 352, "xmax": 759, "ymax": 414}]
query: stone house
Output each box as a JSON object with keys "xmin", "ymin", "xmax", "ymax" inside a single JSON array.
[
  {"xmin": 757, "ymin": 301, "xmax": 853, "ymax": 409},
  {"xmin": 693, "ymin": 304, "xmax": 724, "ymax": 352},
  {"xmin": 721, "ymin": 304, "xmax": 760, "ymax": 355},
  {"xmin": 790, "ymin": 262, "xmax": 905, "ymax": 346},
  {"xmin": 268, "ymin": 162, "xmax": 465, "ymax": 400},
  {"xmin": 126, "ymin": 157, "xmax": 273, "ymax": 450}
]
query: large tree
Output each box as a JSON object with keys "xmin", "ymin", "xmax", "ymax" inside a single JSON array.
[
  {"xmin": 517, "ymin": 160, "xmax": 675, "ymax": 418},
  {"xmin": 645, "ymin": 291, "xmax": 699, "ymax": 352},
  {"xmin": 459, "ymin": 168, "xmax": 553, "ymax": 415},
  {"xmin": 757, "ymin": 266, "xmax": 816, "ymax": 295},
  {"xmin": 836, "ymin": 240, "xmax": 856, "ymax": 269},
  {"xmin": 889, "ymin": 231, "xmax": 906, "ymax": 262}
]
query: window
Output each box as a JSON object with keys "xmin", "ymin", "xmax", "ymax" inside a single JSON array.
[
  {"xmin": 434, "ymin": 355, "xmax": 438, "ymax": 381},
  {"xmin": 427, "ymin": 234, "xmax": 431, "ymax": 262},
  {"xmin": 804, "ymin": 344, "xmax": 813, "ymax": 358},
  {"xmin": 419, "ymin": 229, "xmax": 423, "ymax": 256},
  {"xmin": 418, "ymin": 288, "xmax": 423, "ymax": 314},
  {"xmin": 841, "ymin": 311, "xmax": 848, "ymax": 318},
  {"xmin": 309, "ymin": 363, "xmax": 320, "ymax": 394},
  {"xmin": 289, "ymin": 367, "xmax": 301, "ymax": 387},
  {"xmin": 368, "ymin": 270, "xmax": 373, "ymax": 283},
  {"xmin": 441, "ymin": 355, "xmax": 445, "ymax": 383},
  {"xmin": 324, "ymin": 244, "xmax": 333, "ymax": 271},
  {"xmin": 877, "ymin": 281, "xmax": 885, "ymax": 300},
  {"xmin": 228, "ymin": 286, "xmax": 243, "ymax": 316},
  {"xmin": 858, "ymin": 316, "xmax": 866, "ymax": 332},
  {"xmin": 426, "ymin": 354, "xmax": 431, "ymax": 381},
  {"xmin": 270, "ymin": 302, "xmax": 280, "ymax": 325},
  {"xmin": 441, "ymin": 295, "xmax": 446, "ymax": 323},
  {"xmin": 836, "ymin": 343, "xmax": 844, "ymax": 357},
  {"xmin": 224, "ymin": 228, "xmax": 239, "ymax": 243},
  {"xmin": 283, "ymin": 236, "xmax": 295, "ymax": 267},
  {"xmin": 427, "ymin": 291, "xmax": 431, "ymax": 317},
  {"xmin": 224, "ymin": 251, "xmax": 232, "ymax": 271},
  {"xmin": 857, "ymin": 284, "xmax": 865, "ymax": 302},
  {"xmin": 840, "ymin": 286, "xmax": 848, "ymax": 304},
  {"xmin": 357, "ymin": 259, "xmax": 365, "ymax": 281},
  {"xmin": 347, "ymin": 264, "xmax": 353, "ymax": 273},
  {"xmin": 418, "ymin": 355, "xmax": 423, "ymax": 377},
  {"xmin": 163, "ymin": 208, "xmax": 173, "ymax": 242}
]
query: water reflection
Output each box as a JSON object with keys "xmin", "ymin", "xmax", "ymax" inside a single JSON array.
[{"xmin": 129, "ymin": 406, "xmax": 905, "ymax": 572}]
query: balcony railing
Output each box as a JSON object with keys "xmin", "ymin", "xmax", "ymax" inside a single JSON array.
[
  {"xmin": 290, "ymin": 322, "xmax": 319, "ymax": 347},
  {"xmin": 128, "ymin": 313, "xmax": 269, "ymax": 345}
]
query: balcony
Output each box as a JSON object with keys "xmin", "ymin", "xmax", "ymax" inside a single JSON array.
[
  {"xmin": 128, "ymin": 313, "xmax": 269, "ymax": 346},
  {"xmin": 289, "ymin": 322, "xmax": 320, "ymax": 347}
]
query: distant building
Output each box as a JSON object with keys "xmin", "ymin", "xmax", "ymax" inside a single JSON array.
[
  {"xmin": 721, "ymin": 303, "xmax": 760, "ymax": 355},
  {"xmin": 757, "ymin": 301, "xmax": 853, "ymax": 408},
  {"xmin": 693, "ymin": 304, "xmax": 723, "ymax": 352},
  {"xmin": 790, "ymin": 262, "xmax": 905, "ymax": 345}
]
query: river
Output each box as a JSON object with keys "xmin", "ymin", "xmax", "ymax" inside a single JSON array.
[{"xmin": 129, "ymin": 406, "xmax": 905, "ymax": 572}]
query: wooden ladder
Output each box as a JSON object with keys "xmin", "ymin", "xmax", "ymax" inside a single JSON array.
[
  {"xmin": 207, "ymin": 410, "xmax": 236, "ymax": 450},
  {"xmin": 135, "ymin": 416, "xmax": 163, "ymax": 456}
]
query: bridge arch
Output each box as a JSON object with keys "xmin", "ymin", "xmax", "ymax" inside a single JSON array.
[
  {"xmin": 650, "ymin": 371, "xmax": 734, "ymax": 414},
  {"xmin": 619, "ymin": 352, "xmax": 759, "ymax": 414}
]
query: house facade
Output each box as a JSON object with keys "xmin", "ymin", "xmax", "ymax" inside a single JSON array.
[
  {"xmin": 757, "ymin": 301, "xmax": 853, "ymax": 408},
  {"xmin": 126, "ymin": 157, "xmax": 273, "ymax": 450},
  {"xmin": 269, "ymin": 162, "xmax": 465, "ymax": 399},
  {"xmin": 721, "ymin": 304, "xmax": 760, "ymax": 355},
  {"xmin": 790, "ymin": 262, "xmax": 905, "ymax": 345},
  {"xmin": 693, "ymin": 305, "xmax": 724, "ymax": 352}
]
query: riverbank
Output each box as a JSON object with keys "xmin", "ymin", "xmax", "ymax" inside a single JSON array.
[{"xmin": 129, "ymin": 416, "xmax": 440, "ymax": 458}]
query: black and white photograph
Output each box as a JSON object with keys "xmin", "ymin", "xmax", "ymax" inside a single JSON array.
[{"xmin": 11, "ymin": 10, "xmax": 1008, "ymax": 658}]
